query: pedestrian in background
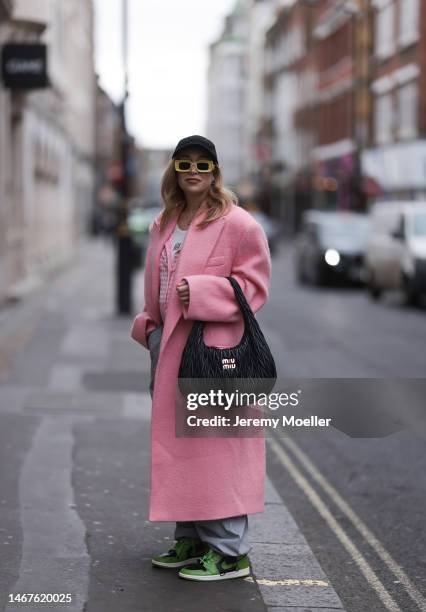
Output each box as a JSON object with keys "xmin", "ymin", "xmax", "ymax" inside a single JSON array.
[{"xmin": 131, "ymin": 135, "xmax": 272, "ymax": 581}]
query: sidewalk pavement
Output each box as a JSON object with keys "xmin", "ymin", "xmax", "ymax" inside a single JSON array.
[{"xmin": 0, "ymin": 238, "xmax": 345, "ymax": 612}]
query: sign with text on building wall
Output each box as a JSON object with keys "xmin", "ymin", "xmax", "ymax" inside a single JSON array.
[{"xmin": 1, "ymin": 43, "xmax": 48, "ymax": 89}]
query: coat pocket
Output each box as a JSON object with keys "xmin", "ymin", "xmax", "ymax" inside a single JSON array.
[{"xmin": 205, "ymin": 256, "xmax": 226, "ymax": 267}]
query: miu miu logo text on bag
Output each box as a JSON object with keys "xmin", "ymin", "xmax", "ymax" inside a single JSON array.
[{"xmin": 222, "ymin": 358, "xmax": 236, "ymax": 370}]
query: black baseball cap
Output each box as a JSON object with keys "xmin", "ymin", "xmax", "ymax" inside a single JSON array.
[{"xmin": 172, "ymin": 135, "xmax": 219, "ymax": 165}]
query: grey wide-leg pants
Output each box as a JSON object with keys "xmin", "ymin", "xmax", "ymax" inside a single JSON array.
[
  {"xmin": 148, "ymin": 323, "xmax": 250, "ymax": 557},
  {"xmin": 174, "ymin": 516, "xmax": 250, "ymax": 556}
]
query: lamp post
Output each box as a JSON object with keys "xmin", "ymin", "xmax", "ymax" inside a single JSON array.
[{"xmin": 116, "ymin": 0, "xmax": 133, "ymax": 315}]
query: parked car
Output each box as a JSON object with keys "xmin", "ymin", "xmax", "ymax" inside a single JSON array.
[
  {"xmin": 295, "ymin": 210, "xmax": 371, "ymax": 286},
  {"xmin": 364, "ymin": 201, "xmax": 426, "ymax": 304}
]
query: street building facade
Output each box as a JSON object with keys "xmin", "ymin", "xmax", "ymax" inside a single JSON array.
[
  {"xmin": 311, "ymin": 0, "xmax": 361, "ymax": 213},
  {"xmin": 0, "ymin": 0, "xmax": 96, "ymax": 303},
  {"xmin": 262, "ymin": 0, "xmax": 373, "ymax": 233},
  {"xmin": 0, "ymin": 0, "xmax": 13, "ymax": 298},
  {"xmin": 242, "ymin": 0, "xmax": 280, "ymax": 187},
  {"xmin": 257, "ymin": 0, "xmax": 426, "ymax": 232},
  {"xmin": 263, "ymin": 1, "xmax": 318, "ymax": 232},
  {"xmin": 362, "ymin": 0, "xmax": 426, "ymax": 202},
  {"xmin": 207, "ymin": 0, "xmax": 250, "ymax": 190}
]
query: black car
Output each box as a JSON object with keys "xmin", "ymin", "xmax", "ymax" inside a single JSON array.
[{"xmin": 295, "ymin": 210, "xmax": 371, "ymax": 286}]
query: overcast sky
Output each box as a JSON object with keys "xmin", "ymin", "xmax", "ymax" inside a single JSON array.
[{"xmin": 93, "ymin": 0, "xmax": 236, "ymax": 150}]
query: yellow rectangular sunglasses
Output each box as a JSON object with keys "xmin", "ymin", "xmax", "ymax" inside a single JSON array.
[{"xmin": 174, "ymin": 159, "xmax": 216, "ymax": 173}]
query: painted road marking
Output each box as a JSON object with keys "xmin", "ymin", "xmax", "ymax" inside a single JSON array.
[
  {"xmin": 268, "ymin": 437, "xmax": 402, "ymax": 612},
  {"xmin": 245, "ymin": 577, "xmax": 330, "ymax": 587},
  {"xmin": 282, "ymin": 437, "xmax": 426, "ymax": 612}
]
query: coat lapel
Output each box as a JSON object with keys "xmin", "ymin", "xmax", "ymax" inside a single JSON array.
[{"xmin": 151, "ymin": 206, "xmax": 227, "ymax": 351}]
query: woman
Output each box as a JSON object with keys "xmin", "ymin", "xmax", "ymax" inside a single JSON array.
[{"xmin": 131, "ymin": 135, "xmax": 271, "ymax": 582}]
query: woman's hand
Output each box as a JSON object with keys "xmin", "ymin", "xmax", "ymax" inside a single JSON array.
[{"xmin": 176, "ymin": 279, "xmax": 190, "ymax": 305}]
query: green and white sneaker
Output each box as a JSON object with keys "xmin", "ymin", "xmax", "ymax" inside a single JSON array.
[
  {"xmin": 151, "ymin": 537, "xmax": 209, "ymax": 569},
  {"xmin": 178, "ymin": 547, "xmax": 251, "ymax": 581}
]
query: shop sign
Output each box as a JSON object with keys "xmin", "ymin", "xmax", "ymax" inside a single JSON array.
[{"xmin": 1, "ymin": 43, "xmax": 48, "ymax": 89}]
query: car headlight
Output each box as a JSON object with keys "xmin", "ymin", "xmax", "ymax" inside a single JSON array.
[{"xmin": 324, "ymin": 249, "xmax": 340, "ymax": 266}]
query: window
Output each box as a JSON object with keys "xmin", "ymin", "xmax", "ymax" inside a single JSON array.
[
  {"xmin": 375, "ymin": 92, "xmax": 394, "ymax": 144},
  {"xmin": 399, "ymin": 0, "xmax": 419, "ymax": 47},
  {"xmin": 375, "ymin": 1, "xmax": 395, "ymax": 60},
  {"xmin": 397, "ymin": 82, "xmax": 418, "ymax": 139}
]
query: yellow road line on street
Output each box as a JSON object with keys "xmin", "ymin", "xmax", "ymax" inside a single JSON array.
[
  {"xmin": 282, "ymin": 437, "xmax": 426, "ymax": 612},
  {"xmin": 245, "ymin": 577, "xmax": 330, "ymax": 587},
  {"xmin": 268, "ymin": 437, "xmax": 402, "ymax": 612}
]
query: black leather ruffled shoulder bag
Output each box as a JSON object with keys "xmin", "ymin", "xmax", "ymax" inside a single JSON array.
[{"xmin": 178, "ymin": 276, "xmax": 277, "ymax": 398}]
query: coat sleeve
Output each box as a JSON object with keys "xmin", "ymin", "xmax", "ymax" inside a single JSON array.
[
  {"xmin": 130, "ymin": 220, "xmax": 159, "ymax": 349},
  {"xmin": 130, "ymin": 309, "xmax": 158, "ymax": 349},
  {"xmin": 180, "ymin": 221, "xmax": 271, "ymax": 322}
]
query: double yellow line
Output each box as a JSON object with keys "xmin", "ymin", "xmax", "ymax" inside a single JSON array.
[{"xmin": 268, "ymin": 436, "xmax": 426, "ymax": 612}]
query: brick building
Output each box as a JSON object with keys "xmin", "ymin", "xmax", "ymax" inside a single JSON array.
[
  {"xmin": 362, "ymin": 0, "xmax": 426, "ymax": 202},
  {"xmin": 263, "ymin": 1, "xmax": 318, "ymax": 233},
  {"xmin": 310, "ymin": 0, "xmax": 372, "ymax": 213}
]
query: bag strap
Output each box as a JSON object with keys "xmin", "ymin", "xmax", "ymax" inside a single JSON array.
[
  {"xmin": 189, "ymin": 276, "xmax": 260, "ymax": 345},
  {"xmin": 226, "ymin": 276, "xmax": 256, "ymax": 326}
]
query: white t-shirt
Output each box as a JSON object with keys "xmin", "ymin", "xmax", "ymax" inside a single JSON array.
[{"xmin": 171, "ymin": 224, "xmax": 187, "ymax": 262}]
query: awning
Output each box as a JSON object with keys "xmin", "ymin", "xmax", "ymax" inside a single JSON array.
[{"xmin": 362, "ymin": 140, "xmax": 426, "ymax": 191}]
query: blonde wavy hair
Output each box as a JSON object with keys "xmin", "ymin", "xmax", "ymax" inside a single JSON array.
[{"xmin": 159, "ymin": 159, "xmax": 238, "ymax": 232}]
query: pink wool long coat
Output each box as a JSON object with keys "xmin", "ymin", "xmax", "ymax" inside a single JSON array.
[{"xmin": 131, "ymin": 202, "xmax": 272, "ymax": 522}]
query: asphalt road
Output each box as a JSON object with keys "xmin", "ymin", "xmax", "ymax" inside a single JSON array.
[
  {"xmin": 1, "ymin": 237, "xmax": 425, "ymax": 612},
  {"xmin": 264, "ymin": 242, "xmax": 426, "ymax": 612}
]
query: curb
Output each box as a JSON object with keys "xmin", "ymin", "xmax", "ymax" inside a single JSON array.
[{"xmin": 248, "ymin": 475, "xmax": 346, "ymax": 611}]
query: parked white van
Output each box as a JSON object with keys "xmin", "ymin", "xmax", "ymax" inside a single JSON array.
[{"xmin": 364, "ymin": 201, "xmax": 426, "ymax": 304}]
